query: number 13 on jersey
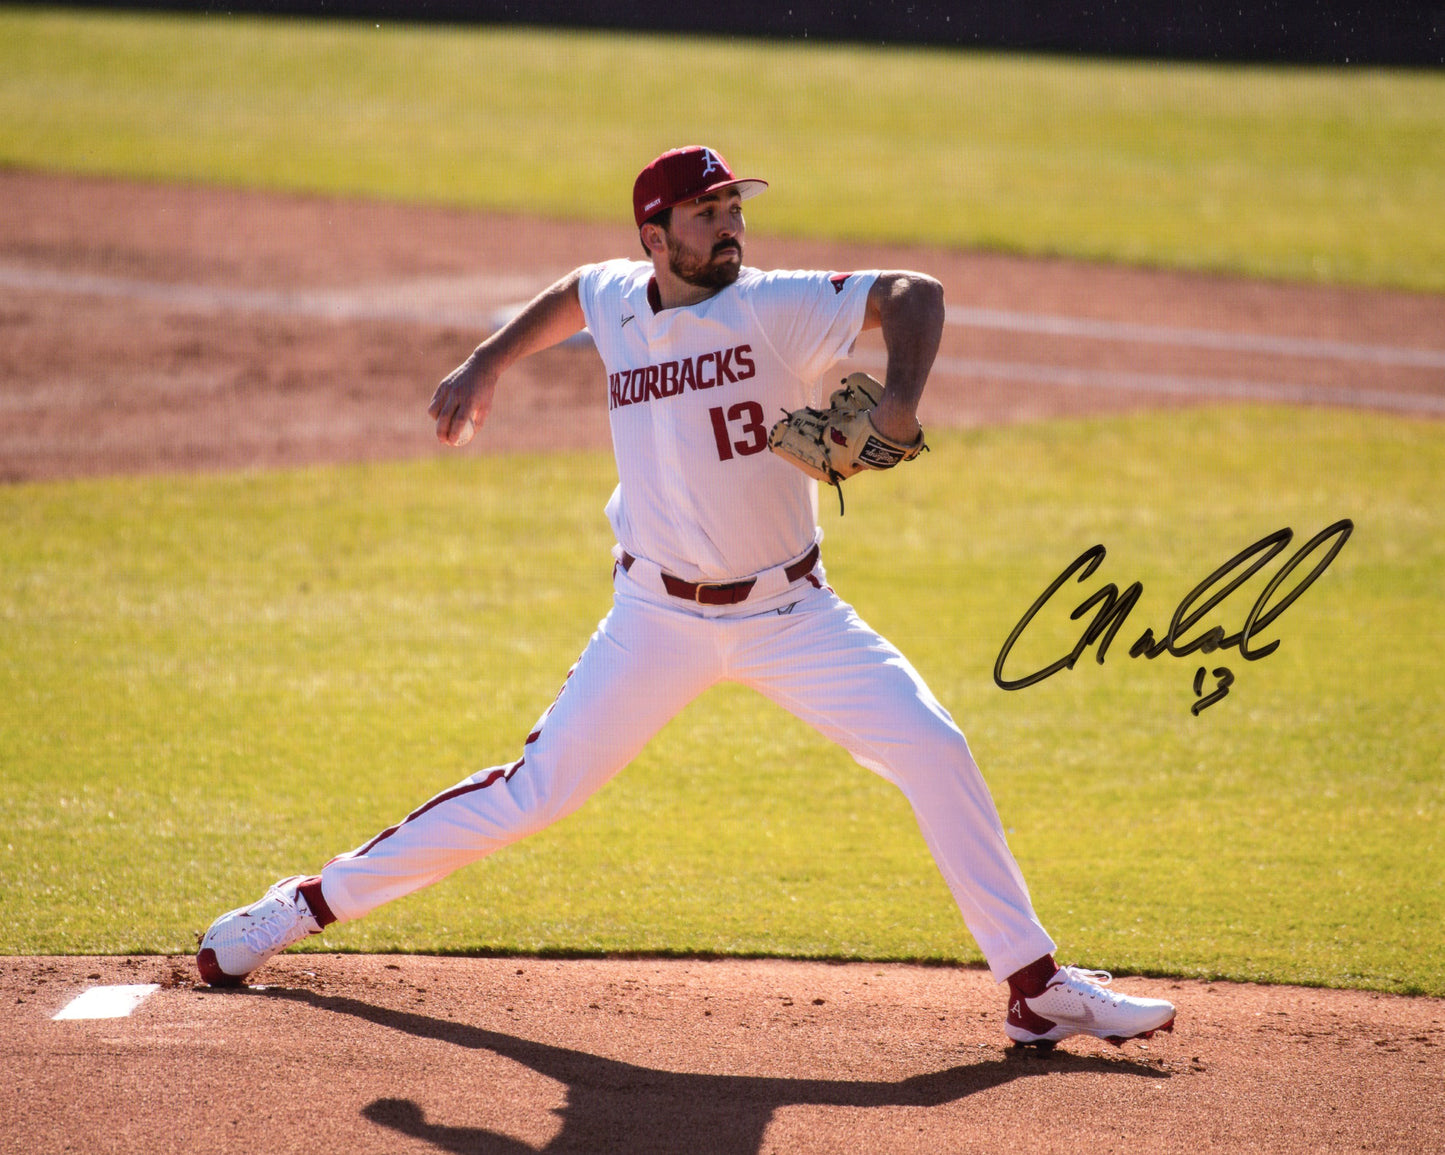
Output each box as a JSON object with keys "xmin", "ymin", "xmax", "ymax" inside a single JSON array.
[{"xmin": 709, "ymin": 401, "xmax": 767, "ymax": 460}]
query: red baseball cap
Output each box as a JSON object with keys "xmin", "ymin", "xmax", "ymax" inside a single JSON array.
[{"xmin": 632, "ymin": 146, "xmax": 768, "ymax": 228}]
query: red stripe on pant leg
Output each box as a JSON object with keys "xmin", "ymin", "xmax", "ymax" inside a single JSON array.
[
  {"xmin": 330, "ymin": 661, "xmax": 577, "ymax": 867},
  {"xmin": 341, "ymin": 762, "xmax": 522, "ymax": 861}
]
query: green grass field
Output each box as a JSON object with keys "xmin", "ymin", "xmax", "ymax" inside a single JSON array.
[
  {"xmin": 2, "ymin": 410, "xmax": 1440, "ymax": 994},
  {"xmin": 2, "ymin": 7, "xmax": 1444, "ymax": 290},
  {"xmin": 1, "ymin": 6, "xmax": 1440, "ymax": 995}
]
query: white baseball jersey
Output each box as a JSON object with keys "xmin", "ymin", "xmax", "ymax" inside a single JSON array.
[{"xmin": 577, "ymin": 259, "xmax": 878, "ymax": 582}]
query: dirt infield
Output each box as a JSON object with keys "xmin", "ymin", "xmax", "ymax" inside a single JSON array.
[
  {"xmin": 2, "ymin": 170, "xmax": 1443, "ymax": 1153},
  {"xmin": 2, "ymin": 169, "xmax": 1442, "ymax": 483},
  {"xmin": 6, "ymin": 955, "xmax": 1444, "ymax": 1154}
]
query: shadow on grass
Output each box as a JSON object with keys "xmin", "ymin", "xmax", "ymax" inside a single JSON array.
[{"xmin": 250, "ymin": 985, "xmax": 1163, "ymax": 1154}]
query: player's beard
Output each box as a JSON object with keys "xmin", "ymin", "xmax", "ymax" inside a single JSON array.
[{"xmin": 666, "ymin": 234, "xmax": 743, "ymax": 291}]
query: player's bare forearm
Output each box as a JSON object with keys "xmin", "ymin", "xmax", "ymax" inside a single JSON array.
[
  {"xmin": 429, "ymin": 270, "xmax": 587, "ymax": 446},
  {"xmin": 474, "ymin": 270, "xmax": 588, "ymax": 374},
  {"xmin": 862, "ymin": 272, "xmax": 944, "ymax": 444}
]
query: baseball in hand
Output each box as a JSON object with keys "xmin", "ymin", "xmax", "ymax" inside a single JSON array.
[{"xmin": 455, "ymin": 416, "xmax": 476, "ymax": 446}]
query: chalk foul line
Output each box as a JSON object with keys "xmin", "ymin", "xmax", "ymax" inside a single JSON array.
[
  {"xmin": 5, "ymin": 262, "xmax": 1442, "ymax": 415},
  {"xmin": 945, "ymin": 305, "xmax": 1445, "ymax": 371},
  {"xmin": 852, "ymin": 350, "xmax": 1445, "ymax": 416}
]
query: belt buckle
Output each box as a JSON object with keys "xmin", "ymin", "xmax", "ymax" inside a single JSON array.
[{"xmin": 694, "ymin": 582, "xmax": 730, "ymax": 604}]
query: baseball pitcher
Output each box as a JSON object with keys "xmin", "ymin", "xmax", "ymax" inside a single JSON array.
[{"xmin": 198, "ymin": 146, "xmax": 1175, "ymax": 1051}]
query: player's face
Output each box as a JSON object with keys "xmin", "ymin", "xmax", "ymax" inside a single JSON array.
[{"xmin": 664, "ymin": 190, "xmax": 746, "ymax": 290}]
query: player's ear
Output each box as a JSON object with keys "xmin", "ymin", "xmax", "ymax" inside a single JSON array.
[{"xmin": 640, "ymin": 222, "xmax": 665, "ymax": 259}]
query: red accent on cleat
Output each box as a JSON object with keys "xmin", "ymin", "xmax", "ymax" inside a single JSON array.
[
  {"xmin": 1007, "ymin": 993, "xmax": 1059, "ymax": 1037},
  {"xmin": 295, "ymin": 875, "xmax": 337, "ymax": 929},
  {"xmin": 1106, "ymin": 1014, "xmax": 1175, "ymax": 1046},
  {"xmin": 196, "ymin": 947, "xmax": 244, "ymax": 988}
]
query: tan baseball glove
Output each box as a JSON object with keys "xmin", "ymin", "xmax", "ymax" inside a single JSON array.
[{"xmin": 767, "ymin": 373, "xmax": 926, "ymax": 507}]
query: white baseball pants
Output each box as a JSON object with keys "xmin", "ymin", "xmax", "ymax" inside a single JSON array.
[{"xmin": 317, "ymin": 560, "xmax": 1056, "ymax": 982}]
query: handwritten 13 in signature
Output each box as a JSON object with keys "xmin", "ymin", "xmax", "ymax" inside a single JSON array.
[{"xmin": 993, "ymin": 519, "xmax": 1354, "ymax": 715}]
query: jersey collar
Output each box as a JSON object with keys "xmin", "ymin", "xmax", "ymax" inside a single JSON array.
[{"xmin": 644, "ymin": 272, "xmax": 746, "ymax": 315}]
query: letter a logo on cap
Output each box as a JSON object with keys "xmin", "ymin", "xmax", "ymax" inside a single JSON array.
[{"xmin": 632, "ymin": 146, "xmax": 769, "ymax": 227}]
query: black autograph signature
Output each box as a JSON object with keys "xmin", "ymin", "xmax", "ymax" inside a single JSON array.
[{"xmin": 993, "ymin": 519, "xmax": 1353, "ymax": 715}]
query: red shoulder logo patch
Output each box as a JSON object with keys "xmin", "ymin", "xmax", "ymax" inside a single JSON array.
[{"xmin": 830, "ymin": 273, "xmax": 852, "ymax": 293}]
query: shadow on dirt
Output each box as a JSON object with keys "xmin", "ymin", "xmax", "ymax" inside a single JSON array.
[{"xmin": 251, "ymin": 986, "xmax": 1163, "ymax": 1154}]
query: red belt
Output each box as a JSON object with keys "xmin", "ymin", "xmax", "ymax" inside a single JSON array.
[{"xmin": 619, "ymin": 544, "xmax": 820, "ymax": 606}]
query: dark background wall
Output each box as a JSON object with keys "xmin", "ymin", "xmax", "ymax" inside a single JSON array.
[{"xmin": 23, "ymin": 1, "xmax": 1445, "ymax": 66}]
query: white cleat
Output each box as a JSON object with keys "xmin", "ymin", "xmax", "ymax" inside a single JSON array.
[
  {"xmin": 1005, "ymin": 965, "xmax": 1176, "ymax": 1050},
  {"xmin": 196, "ymin": 875, "xmax": 322, "ymax": 987}
]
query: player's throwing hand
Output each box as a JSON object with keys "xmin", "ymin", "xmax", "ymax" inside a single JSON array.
[
  {"xmin": 429, "ymin": 269, "xmax": 589, "ymax": 449},
  {"xmin": 428, "ymin": 357, "xmax": 496, "ymax": 447}
]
